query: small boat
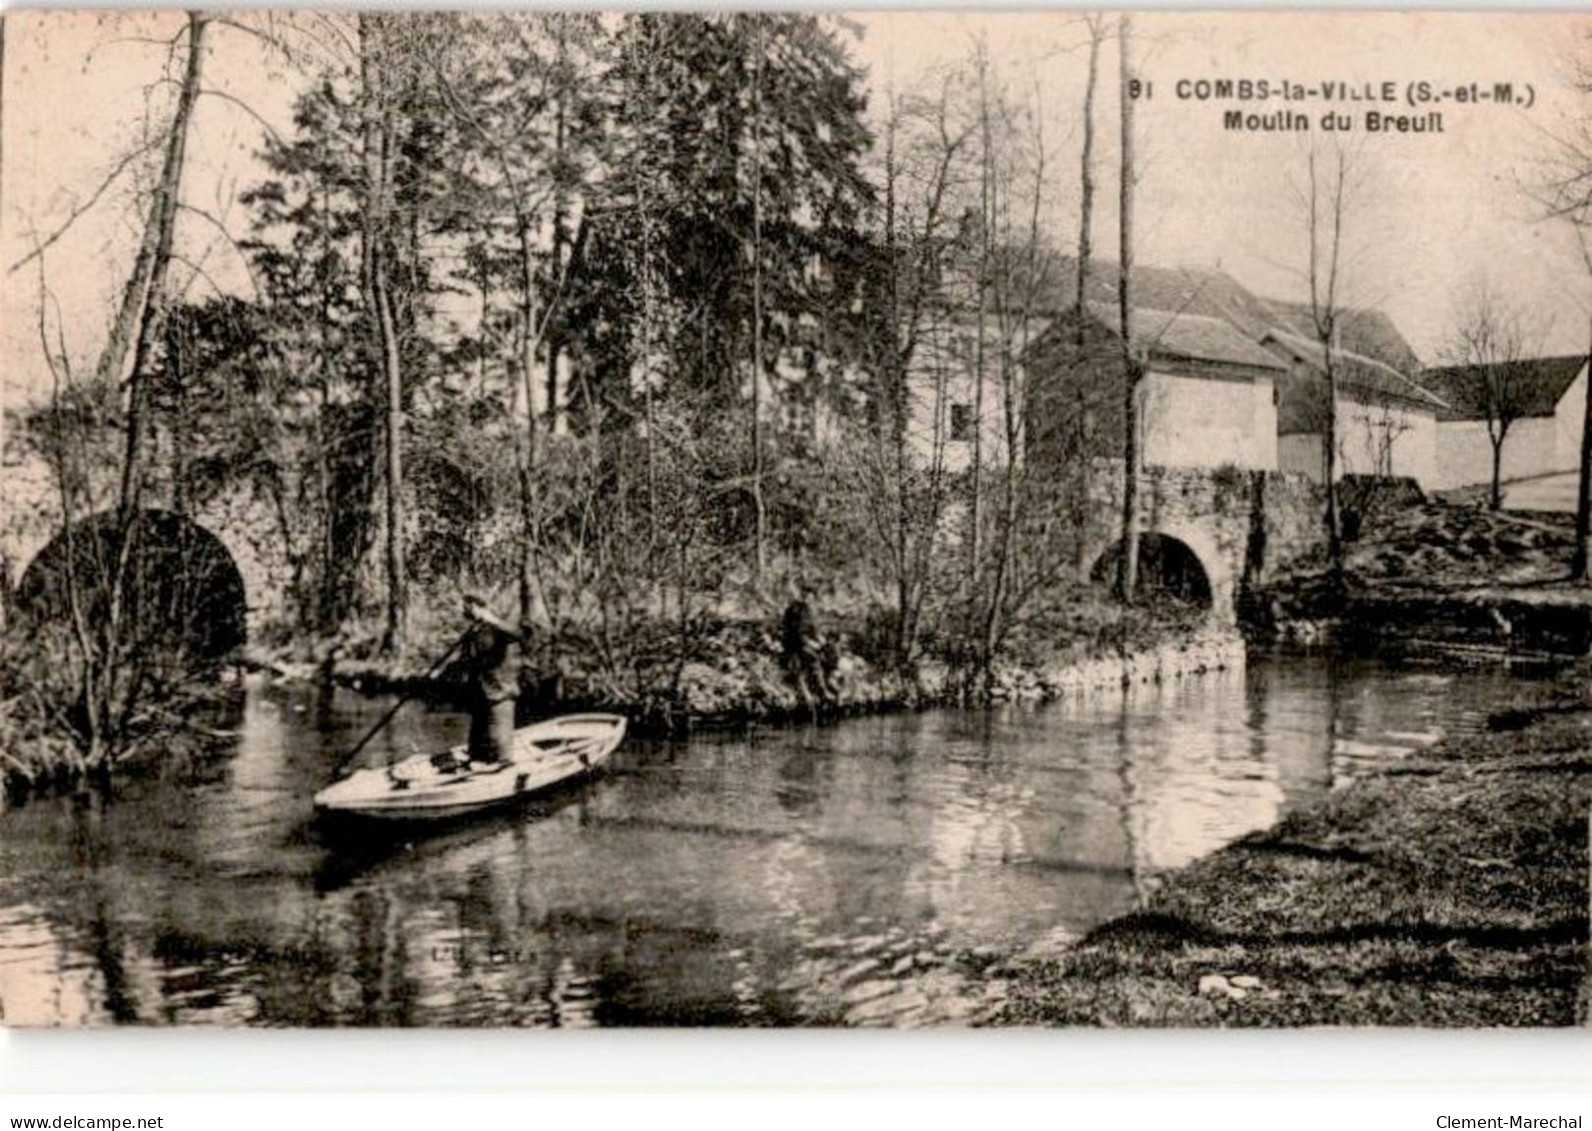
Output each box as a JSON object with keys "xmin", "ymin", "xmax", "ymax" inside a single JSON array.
[{"xmin": 314, "ymin": 713, "xmax": 626, "ymax": 822}]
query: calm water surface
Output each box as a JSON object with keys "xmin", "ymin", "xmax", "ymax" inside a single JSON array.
[{"xmin": 0, "ymin": 655, "xmax": 1551, "ymax": 1027}]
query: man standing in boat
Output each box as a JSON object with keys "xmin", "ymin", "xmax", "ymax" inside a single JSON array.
[{"xmin": 458, "ymin": 592, "xmax": 522, "ymax": 766}]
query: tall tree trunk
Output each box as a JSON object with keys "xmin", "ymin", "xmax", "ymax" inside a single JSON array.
[
  {"xmin": 980, "ymin": 350, "xmax": 1019, "ymax": 693},
  {"xmin": 114, "ymin": 12, "xmax": 207, "ymax": 522},
  {"xmin": 967, "ymin": 43, "xmax": 991, "ymax": 670},
  {"xmin": 1076, "ymin": 17, "xmax": 1101, "ymax": 330},
  {"xmin": 1490, "ymin": 433, "xmax": 1504, "ymax": 511},
  {"xmin": 95, "ymin": 12, "xmax": 207, "ymax": 765},
  {"xmin": 626, "ymin": 20, "xmax": 661, "ymax": 558},
  {"xmin": 547, "ymin": 20, "xmax": 570, "ymax": 439},
  {"xmin": 170, "ymin": 317, "xmax": 188, "ymax": 515},
  {"xmin": 1323, "ymin": 351, "xmax": 1343, "ymax": 576},
  {"xmin": 375, "ymin": 245, "xmax": 406, "ymax": 654},
  {"xmin": 1074, "ymin": 15, "xmax": 1103, "ymax": 576},
  {"xmin": 638, "ymin": 183, "xmax": 659, "ymax": 561},
  {"xmin": 1310, "ymin": 148, "xmax": 1349, "ymax": 583},
  {"xmin": 316, "ymin": 188, "xmax": 337, "ymax": 629},
  {"xmin": 98, "ymin": 14, "xmax": 205, "ymax": 397},
  {"xmin": 360, "ymin": 13, "xmax": 406, "ymax": 654},
  {"xmin": 749, "ymin": 14, "xmax": 767, "ymax": 588},
  {"xmin": 517, "ymin": 221, "xmax": 541, "ymax": 630},
  {"xmin": 882, "ymin": 103, "xmax": 911, "ymax": 668},
  {"xmin": 1573, "ymin": 311, "xmax": 1592, "ymax": 579},
  {"xmin": 1116, "ymin": 15, "xmax": 1141, "ymax": 604}
]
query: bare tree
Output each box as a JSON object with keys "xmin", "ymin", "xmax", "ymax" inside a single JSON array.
[
  {"xmin": 904, "ymin": 40, "xmax": 1076, "ymax": 694},
  {"xmin": 846, "ymin": 73, "xmax": 970, "ymax": 674},
  {"xmin": 976, "ymin": 76, "xmax": 1055, "ymax": 691},
  {"xmin": 1074, "ymin": 15, "xmax": 1105, "ymax": 333},
  {"xmin": 431, "ymin": 14, "xmax": 598, "ymax": 633},
  {"xmin": 965, "ymin": 36, "xmax": 994, "ymax": 653},
  {"xmin": 358, "ymin": 12, "xmax": 409, "ymax": 653},
  {"xmin": 1051, "ymin": 15, "xmax": 1108, "ymax": 578},
  {"xmin": 1442, "ymin": 279, "xmax": 1544, "ymax": 510},
  {"xmin": 76, "ymin": 12, "xmax": 211, "ymax": 767},
  {"xmin": 1289, "ymin": 138, "xmax": 1365, "ymax": 587},
  {"xmin": 1361, "ymin": 398, "xmax": 1410, "ymax": 482},
  {"xmin": 749, "ymin": 13, "xmax": 768, "ymax": 589},
  {"xmin": 1115, "ymin": 14, "xmax": 1142, "ymax": 602},
  {"xmin": 1526, "ymin": 28, "xmax": 1592, "ymax": 577}
]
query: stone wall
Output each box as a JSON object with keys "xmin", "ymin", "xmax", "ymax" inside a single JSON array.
[
  {"xmin": 0, "ymin": 445, "xmax": 291, "ymax": 638},
  {"xmin": 1083, "ymin": 459, "xmax": 1326, "ymax": 624},
  {"xmin": 989, "ymin": 625, "xmax": 1247, "ymax": 701}
]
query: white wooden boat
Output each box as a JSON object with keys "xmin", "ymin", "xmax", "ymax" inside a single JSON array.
[{"xmin": 314, "ymin": 713, "xmax": 626, "ymax": 822}]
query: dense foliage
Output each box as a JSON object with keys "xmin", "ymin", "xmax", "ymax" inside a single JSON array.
[{"xmin": 3, "ymin": 13, "xmax": 1147, "ymax": 778}]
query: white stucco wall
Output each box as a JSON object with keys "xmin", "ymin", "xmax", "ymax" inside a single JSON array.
[
  {"xmin": 1280, "ymin": 399, "xmax": 1438, "ymax": 488},
  {"xmin": 1429, "ymin": 365, "xmax": 1585, "ymax": 493},
  {"xmin": 1336, "ymin": 398, "xmax": 1437, "ymax": 487},
  {"xmin": 1432, "ymin": 415, "xmax": 1560, "ymax": 491},
  {"xmin": 1556, "ymin": 367, "xmax": 1587, "ymax": 470},
  {"xmin": 1141, "ymin": 369, "xmax": 1278, "ymax": 472},
  {"xmin": 936, "ymin": 367, "xmax": 1014, "ymax": 474},
  {"xmin": 899, "ymin": 319, "xmax": 1022, "ymax": 475}
]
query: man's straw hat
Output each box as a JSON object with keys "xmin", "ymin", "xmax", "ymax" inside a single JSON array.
[{"xmin": 462, "ymin": 591, "xmax": 518, "ymax": 637}]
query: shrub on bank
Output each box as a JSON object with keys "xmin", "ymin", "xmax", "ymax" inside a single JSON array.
[
  {"xmin": 0, "ymin": 626, "xmax": 245, "ymax": 800},
  {"xmin": 249, "ymin": 571, "xmax": 1228, "ymax": 733}
]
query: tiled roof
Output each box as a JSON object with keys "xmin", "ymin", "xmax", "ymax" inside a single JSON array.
[
  {"xmin": 1261, "ymin": 328, "xmax": 1447, "ymax": 410},
  {"xmin": 1418, "ymin": 355, "xmax": 1587, "ymax": 422},
  {"xmin": 1261, "ymin": 300, "xmax": 1423, "ymax": 375},
  {"xmin": 1034, "ymin": 256, "xmax": 1424, "ymax": 375},
  {"xmin": 1083, "ymin": 301, "xmax": 1286, "ymax": 373}
]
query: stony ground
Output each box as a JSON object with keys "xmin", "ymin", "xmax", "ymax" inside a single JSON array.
[
  {"xmin": 996, "ymin": 695, "xmax": 1592, "ymax": 1027},
  {"xmin": 1343, "ymin": 500, "xmax": 1579, "ymax": 593},
  {"xmin": 1260, "ymin": 500, "xmax": 1592, "ymax": 656}
]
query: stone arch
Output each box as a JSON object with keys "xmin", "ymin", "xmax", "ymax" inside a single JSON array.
[
  {"xmin": 14, "ymin": 508, "xmax": 247, "ymax": 660},
  {"xmin": 1086, "ymin": 523, "xmax": 1234, "ymax": 623}
]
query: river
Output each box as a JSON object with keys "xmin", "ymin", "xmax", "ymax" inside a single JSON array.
[{"xmin": 0, "ymin": 654, "xmax": 1553, "ymax": 1027}]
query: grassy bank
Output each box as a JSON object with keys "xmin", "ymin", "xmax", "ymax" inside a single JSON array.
[
  {"xmin": 0, "ymin": 629, "xmax": 253, "ymax": 800},
  {"xmin": 996, "ymin": 694, "xmax": 1592, "ymax": 1027},
  {"xmin": 3, "ymin": 575, "xmax": 1219, "ymax": 795}
]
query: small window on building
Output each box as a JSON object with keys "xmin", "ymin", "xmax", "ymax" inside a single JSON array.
[{"xmin": 950, "ymin": 403, "xmax": 974, "ymax": 443}]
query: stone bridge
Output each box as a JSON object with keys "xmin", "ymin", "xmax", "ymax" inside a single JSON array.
[
  {"xmin": 1, "ymin": 441, "xmax": 1327, "ymax": 643},
  {"xmin": 0, "ymin": 445, "xmax": 293, "ymax": 642},
  {"xmin": 1080, "ymin": 460, "xmax": 1327, "ymax": 625}
]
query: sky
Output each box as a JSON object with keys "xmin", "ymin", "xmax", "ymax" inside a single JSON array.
[
  {"xmin": 850, "ymin": 11, "xmax": 1590, "ymax": 356},
  {"xmin": 3, "ymin": 9, "xmax": 1590, "ymax": 416}
]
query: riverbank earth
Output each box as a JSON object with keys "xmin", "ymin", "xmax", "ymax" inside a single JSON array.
[
  {"xmin": 251, "ymin": 588, "xmax": 1223, "ymax": 736},
  {"xmin": 1258, "ymin": 496, "xmax": 1592, "ymax": 656},
  {"xmin": 995, "ymin": 683, "xmax": 1592, "ymax": 1027}
]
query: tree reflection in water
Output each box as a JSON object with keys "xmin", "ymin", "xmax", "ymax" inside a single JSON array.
[{"xmin": 0, "ymin": 656, "xmax": 1547, "ymax": 1026}]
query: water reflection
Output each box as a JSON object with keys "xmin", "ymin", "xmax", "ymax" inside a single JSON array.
[{"xmin": 0, "ymin": 655, "xmax": 1547, "ymax": 1027}]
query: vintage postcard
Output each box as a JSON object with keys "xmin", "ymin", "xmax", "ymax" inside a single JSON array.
[{"xmin": 0, "ymin": 9, "xmax": 1589, "ymax": 1029}]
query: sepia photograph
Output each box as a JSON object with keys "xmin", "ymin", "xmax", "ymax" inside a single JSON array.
[{"xmin": 0, "ymin": 8, "xmax": 1590, "ymax": 1030}]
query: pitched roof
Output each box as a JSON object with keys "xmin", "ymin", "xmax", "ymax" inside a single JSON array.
[
  {"xmin": 1418, "ymin": 355, "xmax": 1587, "ymax": 422},
  {"xmin": 1084, "ymin": 301, "xmax": 1286, "ymax": 373},
  {"xmin": 1260, "ymin": 300, "xmax": 1423, "ymax": 375},
  {"xmin": 1261, "ymin": 328, "xmax": 1447, "ymax": 410},
  {"xmin": 1039, "ymin": 256, "xmax": 1423, "ymax": 374}
]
